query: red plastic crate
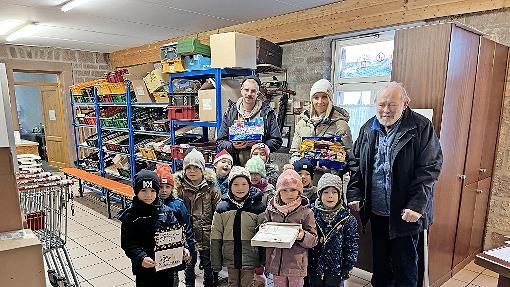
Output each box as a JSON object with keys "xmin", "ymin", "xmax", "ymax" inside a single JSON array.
[
  {"xmin": 167, "ymin": 106, "xmax": 198, "ymax": 120},
  {"xmin": 171, "ymin": 145, "xmax": 187, "ymax": 160}
]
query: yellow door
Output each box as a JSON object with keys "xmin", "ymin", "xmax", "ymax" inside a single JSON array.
[{"xmin": 40, "ymin": 86, "xmax": 69, "ymax": 169}]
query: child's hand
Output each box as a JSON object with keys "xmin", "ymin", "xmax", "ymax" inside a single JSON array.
[
  {"xmin": 296, "ymin": 228, "xmax": 305, "ymax": 241},
  {"xmin": 183, "ymin": 248, "xmax": 192, "ymax": 263},
  {"xmin": 141, "ymin": 257, "xmax": 155, "ymax": 268}
]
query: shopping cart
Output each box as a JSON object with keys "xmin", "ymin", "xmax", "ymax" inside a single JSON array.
[{"xmin": 17, "ymin": 170, "xmax": 80, "ymax": 287}]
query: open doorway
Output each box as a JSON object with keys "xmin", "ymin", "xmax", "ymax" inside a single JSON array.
[{"xmin": 13, "ymin": 71, "xmax": 68, "ymax": 170}]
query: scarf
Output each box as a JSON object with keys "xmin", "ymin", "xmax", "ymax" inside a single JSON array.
[
  {"xmin": 314, "ymin": 198, "xmax": 345, "ymax": 223},
  {"xmin": 274, "ymin": 196, "xmax": 302, "ymax": 216},
  {"xmin": 227, "ymin": 192, "xmax": 248, "ymax": 209},
  {"xmin": 236, "ymin": 97, "xmax": 263, "ymax": 120},
  {"xmin": 252, "ymin": 178, "xmax": 269, "ymax": 192},
  {"xmin": 183, "ymin": 175, "xmax": 208, "ymax": 194}
]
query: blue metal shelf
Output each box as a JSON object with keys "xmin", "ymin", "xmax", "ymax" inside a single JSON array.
[
  {"xmin": 74, "ymin": 102, "xmax": 95, "ymax": 106},
  {"xmin": 77, "ymin": 144, "xmax": 99, "ymax": 151},
  {"xmin": 170, "ymin": 68, "xmax": 253, "ymax": 79},
  {"xmin": 104, "ymin": 149, "xmax": 130, "ymax": 156},
  {"xmin": 98, "ymin": 102, "xmax": 128, "ymax": 106},
  {"xmin": 101, "ymin": 126, "xmax": 129, "ymax": 132},
  {"xmin": 171, "ymin": 120, "xmax": 216, "ymax": 127},
  {"xmin": 132, "ymin": 102, "xmax": 169, "ymax": 107},
  {"xmin": 133, "ymin": 130, "xmax": 171, "ymax": 136}
]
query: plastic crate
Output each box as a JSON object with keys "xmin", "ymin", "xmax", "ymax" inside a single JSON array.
[
  {"xmin": 167, "ymin": 106, "xmax": 198, "ymax": 121},
  {"xmin": 170, "ymin": 145, "xmax": 187, "ymax": 160},
  {"xmin": 171, "ymin": 94, "xmax": 198, "ymax": 106},
  {"xmin": 162, "ymin": 58, "xmax": 186, "ymax": 74},
  {"xmin": 85, "ymin": 134, "xmax": 99, "ymax": 147},
  {"xmin": 156, "ymin": 150, "xmax": 174, "ymax": 162},
  {"xmin": 96, "ymin": 82, "xmax": 127, "ymax": 95},
  {"xmin": 160, "ymin": 43, "xmax": 178, "ymax": 60},
  {"xmin": 106, "ymin": 69, "xmax": 128, "ymax": 83},
  {"xmin": 154, "ymin": 92, "xmax": 170, "ymax": 103},
  {"xmin": 139, "ymin": 147, "xmax": 157, "ymax": 159},
  {"xmin": 150, "ymin": 120, "xmax": 170, "ymax": 132},
  {"xmin": 118, "ymin": 167, "xmax": 131, "ymax": 178},
  {"xmin": 177, "ymin": 38, "xmax": 211, "ymax": 57},
  {"xmin": 183, "ymin": 54, "xmax": 211, "ymax": 71}
]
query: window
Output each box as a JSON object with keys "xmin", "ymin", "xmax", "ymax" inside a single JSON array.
[{"xmin": 332, "ymin": 31, "xmax": 395, "ymax": 141}]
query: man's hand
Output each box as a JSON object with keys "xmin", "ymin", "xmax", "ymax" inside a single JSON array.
[
  {"xmin": 141, "ymin": 257, "xmax": 156, "ymax": 268},
  {"xmin": 183, "ymin": 248, "xmax": 192, "ymax": 263},
  {"xmin": 401, "ymin": 209, "xmax": 422, "ymax": 222},
  {"xmin": 348, "ymin": 201, "xmax": 361, "ymax": 212},
  {"xmin": 233, "ymin": 141, "xmax": 248, "ymax": 149}
]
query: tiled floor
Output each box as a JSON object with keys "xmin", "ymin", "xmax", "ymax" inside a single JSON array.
[{"xmin": 48, "ymin": 190, "xmax": 499, "ymax": 287}]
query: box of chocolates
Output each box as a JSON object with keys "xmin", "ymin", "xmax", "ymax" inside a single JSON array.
[{"xmin": 229, "ymin": 117, "xmax": 264, "ymax": 142}]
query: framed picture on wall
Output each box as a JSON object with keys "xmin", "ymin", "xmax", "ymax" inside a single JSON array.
[{"xmin": 281, "ymin": 125, "xmax": 291, "ymax": 147}]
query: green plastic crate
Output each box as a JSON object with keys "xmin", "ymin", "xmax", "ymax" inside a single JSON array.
[{"xmin": 177, "ymin": 38, "xmax": 211, "ymax": 57}]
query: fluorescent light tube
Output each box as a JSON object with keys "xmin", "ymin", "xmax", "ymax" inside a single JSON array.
[
  {"xmin": 6, "ymin": 22, "xmax": 38, "ymax": 42},
  {"xmin": 61, "ymin": 0, "xmax": 89, "ymax": 12},
  {"xmin": 0, "ymin": 20, "xmax": 25, "ymax": 35}
]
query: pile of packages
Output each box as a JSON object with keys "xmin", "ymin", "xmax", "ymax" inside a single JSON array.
[
  {"xmin": 229, "ymin": 117, "xmax": 264, "ymax": 141},
  {"xmin": 299, "ymin": 136, "xmax": 347, "ymax": 170}
]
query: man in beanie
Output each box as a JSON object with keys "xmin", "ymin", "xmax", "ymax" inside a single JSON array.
[
  {"xmin": 174, "ymin": 149, "xmax": 220, "ymax": 287},
  {"xmin": 245, "ymin": 155, "xmax": 275, "ymax": 206},
  {"xmin": 289, "ymin": 79, "xmax": 353, "ymax": 184},
  {"xmin": 347, "ymin": 82, "xmax": 442, "ymax": 286},
  {"xmin": 308, "ymin": 173, "xmax": 359, "ymax": 287},
  {"xmin": 211, "ymin": 166, "xmax": 266, "ymax": 287},
  {"xmin": 264, "ymin": 169, "xmax": 318, "ymax": 287},
  {"xmin": 213, "ymin": 149, "xmax": 234, "ymax": 196},
  {"xmin": 217, "ymin": 76, "xmax": 283, "ymax": 166},
  {"xmin": 119, "ymin": 169, "xmax": 193, "ymax": 287},
  {"xmin": 293, "ymin": 158, "xmax": 317, "ymax": 204},
  {"xmin": 250, "ymin": 142, "xmax": 280, "ymax": 186}
]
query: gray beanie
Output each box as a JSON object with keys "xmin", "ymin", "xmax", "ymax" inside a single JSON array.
[
  {"xmin": 317, "ymin": 173, "xmax": 343, "ymax": 197},
  {"xmin": 183, "ymin": 148, "xmax": 205, "ymax": 172},
  {"xmin": 228, "ymin": 166, "xmax": 251, "ymax": 189}
]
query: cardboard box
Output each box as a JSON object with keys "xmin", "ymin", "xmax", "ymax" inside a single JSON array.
[
  {"xmin": 0, "ymin": 148, "xmax": 23, "ymax": 233},
  {"xmin": 0, "ymin": 229, "xmax": 45, "ymax": 286},
  {"xmin": 131, "ymin": 80, "xmax": 154, "ymax": 103},
  {"xmin": 112, "ymin": 154, "xmax": 129, "ymax": 169},
  {"xmin": 198, "ymin": 79, "xmax": 241, "ymax": 122},
  {"xmin": 210, "ymin": 32, "xmax": 256, "ymax": 69},
  {"xmin": 251, "ymin": 222, "xmax": 301, "ymax": 249},
  {"xmin": 143, "ymin": 69, "xmax": 167, "ymax": 94}
]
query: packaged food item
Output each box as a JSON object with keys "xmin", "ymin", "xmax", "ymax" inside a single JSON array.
[
  {"xmin": 299, "ymin": 136, "xmax": 346, "ymax": 170},
  {"xmin": 229, "ymin": 117, "xmax": 264, "ymax": 141}
]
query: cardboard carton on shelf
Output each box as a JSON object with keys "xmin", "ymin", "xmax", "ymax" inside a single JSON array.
[
  {"xmin": 143, "ymin": 69, "xmax": 167, "ymax": 94},
  {"xmin": 210, "ymin": 32, "xmax": 256, "ymax": 69},
  {"xmin": 0, "ymin": 229, "xmax": 45, "ymax": 286},
  {"xmin": 198, "ymin": 79, "xmax": 241, "ymax": 122},
  {"xmin": 251, "ymin": 222, "xmax": 301, "ymax": 249},
  {"xmin": 125, "ymin": 63, "xmax": 156, "ymax": 103}
]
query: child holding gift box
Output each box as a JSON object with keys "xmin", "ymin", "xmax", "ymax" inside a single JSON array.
[
  {"xmin": 213, "ymin": 149, "xmax": 234, "ymax": 196},
  {"xmin": 174, "ymin": 149, "xmax": 221, "ymax": 287},
  {"xmin": 250, "ymin": 143, "xmax": 280, "ymax": 187},
  {"xmin": 308, "ymin": 173, "xmax": 359, "ymax": 287},
  {"xmin": 245, "ymin": 155, "xmax": 275, "ymax": 206},
  {"xmin": 119, "ymin": 170, "xmax": 193, "ymax": 287},
  {"xmin": 210, "ymin": 166, "xmax": 266, "ymax": 287},
  {"xmin": 264, "ymin": 169, "xmax": 318, "ymax": 287}
]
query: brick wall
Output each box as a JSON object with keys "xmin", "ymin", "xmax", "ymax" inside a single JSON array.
[{"xmin": 0, "ymin": 44, "xmax": 111, "ymax": 84}]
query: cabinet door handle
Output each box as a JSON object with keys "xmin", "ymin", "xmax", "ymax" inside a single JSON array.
[
  {"xmin": 459, "ymin": 174, "xmax": 467, "ymax": 180},
  {"xmin": 476, "ymin": 189, "xmax": 484, "ymax": 194},
  {"xmin": 480, "ymin": 168, "xmax": 487, "ymax": 173}
]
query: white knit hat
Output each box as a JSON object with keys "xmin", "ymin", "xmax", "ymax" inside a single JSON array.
[
  {"xmin": 309, "ymin": 79, "xmax": 333, "ymax": 117},
  {"xmin": 183, "ymin": 148, "xmax": 206, "ymax": 172}
]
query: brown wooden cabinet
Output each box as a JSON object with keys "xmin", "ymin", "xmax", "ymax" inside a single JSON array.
[{"xmin": 391, "ymin": 23, "xmax": 509, "ymax": 286}]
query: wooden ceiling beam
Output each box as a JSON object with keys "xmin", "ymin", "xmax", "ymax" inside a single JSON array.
[{"xmin": 109, "ymin": 0, "xmax": 510, "ymax": 67}]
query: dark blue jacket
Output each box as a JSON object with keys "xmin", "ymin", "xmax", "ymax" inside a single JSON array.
[
  {"xmin": 309, "ymin": 204, "xmax": 359, "ymax": 280},
  {"xmin": 163, "ymin": 196, "xmax": 195, "ymax": 253},
  {"xmin": 216, "ymin": 175, "xmax": 229, "ymax": 196},
  {"xmin": 118, "ymin": 197, "xmax": 194, "ymax": 277}
]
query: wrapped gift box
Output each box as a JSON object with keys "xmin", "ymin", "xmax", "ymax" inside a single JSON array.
[
  {"xmin": 229, "ymin": 117, "xmax": 264, "ymax": 141},
  {"xmin": 299, "ymin": 136, "xmax": 346, "ymax": 170},
  {"xmin": 251, "ymin": 222, "xmax": 301, "ymax": 249}
]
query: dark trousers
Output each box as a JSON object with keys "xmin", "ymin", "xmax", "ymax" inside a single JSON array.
[
  {"xmin": 370, "ymin": 214, "xmax": 419, "ymax": 287},
  {"xmin": 136, "ymin": 270, "xmax": 174, "ymax": 287},
  {"xmin": 185, "ymin": 248, "xmax": 219, "ymax": 287},
  {"xmin": 308, "ymin": 274, "xmax": 345, "ymax": 287}
]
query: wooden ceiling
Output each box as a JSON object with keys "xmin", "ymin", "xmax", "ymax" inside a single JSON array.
[{"xmin": 109, "ymin": 0, "xmax": 510, "ymax": 67}]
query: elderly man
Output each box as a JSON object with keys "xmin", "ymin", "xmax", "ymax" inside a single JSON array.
[
  {"xmin": 217, "ymin": 76, "xmax": 282, "ymax": 166},
  {"xmin": 347, "ymin": 82, "xmax": 443, "ymax": 287}
]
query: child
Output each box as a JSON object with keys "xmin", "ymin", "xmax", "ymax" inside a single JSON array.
[
  {"xmin": 119, "ymin": 170, "xmax": 193, "ymax": 287},
  {"xmin": 155, "ymin": 163, "xmax": 195, "ymax": 287},
  {"xmin": 174, "ymin": 148, "xmax": 220, "ymax": 287},
  {"xmin": 245, "ymin": 155, "xmax": 275, "ymax": 206},
  {"xmin": 293, "ymin": 158, "xmax": 317, "ymax": 204},
  {"xmin": 308, "ymin": 173, "xmax": 359, "ymax": 287},
  {"xmin": 213, "ymin": 149, "xmax": 234, "ymax": 196},
  {"xmin": 265, "ymin": 169, "xmax": 318, "ymax": 287},
  {"xmin": 251, "ymin": 143, "xmax": 279, "ymax": 186},
  {"xmin": 210, "ymin": 166, "xmax": 266, "ymax": 287}
]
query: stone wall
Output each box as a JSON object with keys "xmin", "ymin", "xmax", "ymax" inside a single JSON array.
[{"xmin": 0, "ymin": 44, "xmax": 111, "ymax": 84}]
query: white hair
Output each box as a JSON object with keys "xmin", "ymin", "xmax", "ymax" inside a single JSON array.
[{"xmin": 375, "ymin": 81, "xmax": 411, "ymax": 104}]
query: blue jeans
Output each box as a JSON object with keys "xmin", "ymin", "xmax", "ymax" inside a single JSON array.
[
  {"xmin": 184, "ymin": 249, "xmax": 218, "ymax": 287},
  {"xmin": 370, "ymin": 214, "xmax": 419, "ymax": 287}
]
